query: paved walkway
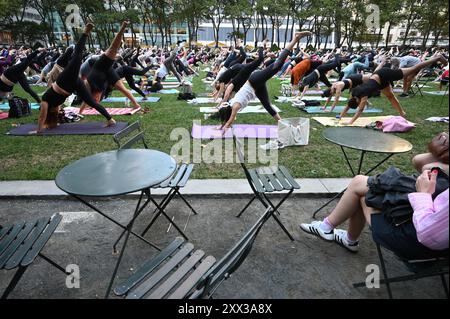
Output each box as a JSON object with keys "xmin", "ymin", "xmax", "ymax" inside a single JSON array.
[{"xmin": 0, "ymin": 178, "xmax": 352, "ymax": 197}]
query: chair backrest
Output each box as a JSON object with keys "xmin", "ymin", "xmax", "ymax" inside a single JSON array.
[
  {"xmin": 188, "ymin": 206, "xmax": 273, "ymax": 299},
  {"xmin": 113, "ymin": 121, "xmax": 148, "ymax": 149},
  {"xmin": 232, "ymin": 130, "xmax": 253, "ymax": 184}
]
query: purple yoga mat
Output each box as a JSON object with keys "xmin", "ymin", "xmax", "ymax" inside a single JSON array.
[
  {"xmin": 191, "ymin": 124, "xmax": 278, "ymax": 139},
  {"xmin": 7, "ymin": 122, "xmax": 128, "ymax": 136}
]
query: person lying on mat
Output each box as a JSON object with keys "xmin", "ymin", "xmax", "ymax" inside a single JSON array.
[
  {"xmin": 34, "ymin": 22, "xmax": 115, "ymax": 134},
  {"xmin": 300, "ymin": 170, "xmax": 449, "ymax": 259},
  {"xmin": 340, "ymin": 54, "xmax": 448, "ymax": 125},
  {"xmin": 211, "ymin": 31, "xmax": 312, "ymax": 134}
]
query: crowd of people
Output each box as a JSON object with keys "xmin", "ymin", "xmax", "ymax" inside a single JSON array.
[{"xmin": 0, "ymin": 22, "xmax": 448, "ymax": 263}]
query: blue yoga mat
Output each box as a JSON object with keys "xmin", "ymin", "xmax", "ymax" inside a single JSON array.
[
  {"xmin": 0, "ymin": 103, "xmax": 41, "ymax": 110},
  {"xmin": 158, "ymin": 89, "xmax": 179, "ymax": 94},
  {"xmin": 302, "ymin": 106, "xmax": 382, "ymax": 114},
  {"xmin": 7, "ymin": 122, "xmax": 128, "ymax": 136},
  {"xmin": 102, "ymin": 96, "xmax": 160, "ymax": 103}
]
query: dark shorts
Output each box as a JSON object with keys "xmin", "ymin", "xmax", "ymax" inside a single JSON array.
[
  {"xmin": 371, "ymin": 213, "xmax": 448, "ymax": 260},
  {"xmin": 0, "ymin": 78, "xmax": 13, "ymax": 92}
]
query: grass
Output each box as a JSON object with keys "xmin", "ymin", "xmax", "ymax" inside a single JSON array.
[{"xmin": 0, "ymin": 71, "xmax": 448, "ymax": 181}]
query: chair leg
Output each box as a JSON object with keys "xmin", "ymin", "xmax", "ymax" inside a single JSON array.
[
  {"xmin": 236, "ymin": 195, "xmax": 256, "ymax": 218},
  {"xmin": 1, "ymin": 266, "xmax": 27, "ymax": 299},
  {"xmin": 176, "ymin": 190, "xmax": 198, "ymax": 215},
  {"xmin": 440, "ymin": 274, "xmax": 449, "ymax": 298},
  {"xmin": 376, "ymin": 243, "xmax": 393, "ymax": 299},
  {"xmin": 38, "ymin": 253, "xmax": 70, "ymax": 275}
]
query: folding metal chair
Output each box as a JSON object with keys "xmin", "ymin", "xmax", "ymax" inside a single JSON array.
[
  {"xmin": 112, "ymin": 121, "xmax": 197, "ymax": 243},
  {"xmin": 114, "ymin": 207, "xmax": 272, "ymax": 299},
  {"xmin": 353, "ymin": 239, "xmax": 449, "ymax": 299},
  {"xmin": 0, "ymin": 213, "xmax": 68, "ymax": 299},
  {"xmin": 233, "ymin": 133, "xmax": 300, "ymax": 241}
]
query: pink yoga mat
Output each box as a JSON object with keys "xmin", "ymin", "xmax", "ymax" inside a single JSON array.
[
  {"xmin": 65, "ymin": 107, "xmax": 141, "ymax": 116},
  {"xmin": 0, "ymin": 112, "xmax": 8, "ymax": 120},
  {"xmin": 191, "ymin": 124, "xmax": 278, "ymax": 139}
]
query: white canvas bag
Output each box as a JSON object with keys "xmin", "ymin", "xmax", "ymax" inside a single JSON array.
[{"xmin": 277, "ymin": 117, "xmax": 310, "ymax": 146}]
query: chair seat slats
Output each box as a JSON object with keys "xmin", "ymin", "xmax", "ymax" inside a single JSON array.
[
  {"xmin": 265, "ymin": 172, "xmax": 284, "ymax": 191},
  {"xmin": 279, "ymin": 166, "xmax": 300, "ymax": 189},
  {"xmin": 127, "ymin": 243, "xmax": 195, "ymax": 299},
  {"xmin": 0, "ymin": 221, "xmax": 37, "ymax": 269},
  {"xmin": 21, "ymin": 213, "xmax": 63, "ymax": 267},
  {"xmin": 168, "ymin": 256, "xmax": 216, "ymax": 299},
  {"xmin": 273, "ymin": 169, "xmax": 293, "ymax": 189},
  {"xmin": 147, "ymin": 250, "xmax": 206, "ymax": 299},
  {"xmin": 248, "ymin": 169, "xmax": 265, "ymax": 193},
  {"xmin": 177, "ymin": 164, "xmax": 194, "ymax": 187},
  {"xmin": 4, "ymin": 218, "xmax": 49, "ymax": 270},
  {"xmin": 168, "ymin": 164, "xmax": 187, "ymax": 187},
  {"xmin": 0, "ymin": 225, "xmax": 13, "ymax": 242},
  {"xmin": 0, "ymin": 223, "xmax": 25, "ymax": 258},
  {"xmin": 114, "ymin": 237, "xmax": 185, "ymax": 296},
  {"xmin": 255, "ymin": 171, "xmax": 274, "ymax": 192}
]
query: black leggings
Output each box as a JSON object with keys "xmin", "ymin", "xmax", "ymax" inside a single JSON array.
[
  {"xmin": 45, "ymin": 34, "xmax": 111, "ymax": 120},
  {"xmin": 56, "ymin": 47, "xmax": 74, "ymax": 68},
  {"xmin": 248, "ymin": 49, "xmax": 290, "ymax": 116},
  {"xmin": 229, "ymin": 47, "xmax": 247, "ymax": 68},
  {"xmin": 374, "ymin": 68, "xmax": 404, "ymax": 88},
  {"xmin": 87, "ymin": 54, "xmax": 116, "ymax": 92},
  {"xmin": 116, "ymin": 65, "xmax": 151, "ymax": 98},
  {"xmin": 1, "ymin": 50, "xmax": 41, "ymax": 103},
  {"xmin": 232, "ymin": 47, "xmax": 264, "ymax": 92}
]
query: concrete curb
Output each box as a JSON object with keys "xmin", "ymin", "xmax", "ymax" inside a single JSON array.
[{"xmin": 0, "ymin": 178, "xmax": 352, "ymax": 199}]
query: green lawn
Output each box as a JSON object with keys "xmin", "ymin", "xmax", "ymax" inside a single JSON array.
[{"xmin": 0, "ymin": 71, "xmax": 448, "ymax": 181}]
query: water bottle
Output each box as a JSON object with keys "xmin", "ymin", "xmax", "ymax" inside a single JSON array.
[{"xmin": 335, "ymin": 114, "xmax": 341, "ymax": 125}]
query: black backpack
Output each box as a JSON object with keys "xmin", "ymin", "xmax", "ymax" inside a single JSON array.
[
  {"xmin": 302, "ymin": 100, "xmax": 321, "ymax": 106},
  {"xmin": 8, "ymin": 96, "xmax": 31, "ymax": 118},
  {"xmin": 177, "ymin": 92, "xmax": 196, "ymax": 100}
]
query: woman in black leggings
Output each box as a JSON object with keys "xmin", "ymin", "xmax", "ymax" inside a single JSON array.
[
  {"xmin": 343, "ymin": 54, "xmax": 448, "ymax": 125},
  {"xmin": 220, "ymin": 41, "xmax": 267, "ymax": 105},
  {"xmin": 82, "ymin": 21, "xmax": 136, "ymax": 111},
  {"xmin": 104, "ymin": 65, "xmax": 151, "ymax": 100},
  {"xmin": 214, "ymin": 31, "xmax": 312, "ymax": 132},
  {"xmin": 0, "ymin": 49, "xmax": 43, "ymax": 103},
  {"xmin": 35, "ymin": 23, "xmax": 114, "ymax": 133}
]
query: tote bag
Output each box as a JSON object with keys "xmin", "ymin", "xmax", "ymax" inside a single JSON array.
[{"xmin": 278, "ymin": 117, "xmax": 310, "ymax": 146}]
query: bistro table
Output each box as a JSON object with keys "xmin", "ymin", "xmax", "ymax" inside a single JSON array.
[
  {"xmin": 55, "ymin": 149, "xmax": 177, "ymax": 298},
  {"xmin": 312, "ymin": 127, "xmax": 413, "ymax": 218}
]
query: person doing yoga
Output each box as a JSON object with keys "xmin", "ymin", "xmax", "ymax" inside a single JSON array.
[
  {"xmin": 35, "ymin": 22, "xmax": 114, "ymax": 134},
  {"xmin": 81, "ymin": 21, "xmax": 140, "ymax": 112},
  {"xmin": 213, "ymin": 31, "xmax": 312, "ymax": 133},
  {"xmin": 342, "ymin": 54, "xmax": 448, "ymax": 125},
  {"xmin": 0, "ymin": 48, "xmax": 44, "ymax": 103}
]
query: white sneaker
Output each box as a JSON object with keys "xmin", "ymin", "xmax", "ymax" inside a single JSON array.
[
  {"xmin": 299, "ymin": 221, "xmax": 334, "ymax": 241},
  {"xmin": 334, "ymin": 229, "xmax": 359, "ymax": 253},
  {"xmin": 260, "ymin": 140, "xmax": 285, "ymax": 150}
]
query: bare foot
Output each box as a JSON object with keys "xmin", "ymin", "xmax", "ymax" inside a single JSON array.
[
  {"xmin": 132, "ymin": 103, "xmax": 141, "ymax": 109},
  {"xmin": 105, "ymin": 118, "xmax": 116, "ymax": 127},
  {"xmin": 84, "ymin": 22, "xmax": 94, "ymax": 34}
]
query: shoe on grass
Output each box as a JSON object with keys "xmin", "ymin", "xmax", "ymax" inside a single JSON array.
[
  {"xmin": 299, "ymin": 221, "xmax": 334, "ymax": 241},
  {"xmin": 334, "ymin": 229, "xmax": 359, "ymax": 253}
]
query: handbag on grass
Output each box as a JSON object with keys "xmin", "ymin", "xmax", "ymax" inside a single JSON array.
[
  {"xmin": 8, "ymin": 96, "xmax": 31, "ymax": 118},
  {"xmin": 428, "ymin": 132, "xmax": 449, "ymax": 164}
]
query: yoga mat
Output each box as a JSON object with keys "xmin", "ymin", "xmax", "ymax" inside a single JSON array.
[
  {"xmin": 187, "ymin": 97, "xmax": 260, "ymax": 104},
  {"xmin": 161, "ymin": 83, "xmax": 181, "ymax": 87},
  {"xmin": 0, "ymin": 103, "xmax": 40, "ymax": 110},
  {"xmin": 158, "ymin": 89, "xmax": 179, "ymax": 94},
  {"xmin": 0, "ymin": 112, "xmax": 8, "ymax": 120},
  {"xmin": 276, "ymin": 96, "xmax": 347, "ymax": 102},
  {"xmin": 312, "ymin": 116, "xmax": 394, "ymax": 127},
  {"xmin": 424, "ymin": 91, "xmax": 448, "ymax": 96},
  {"xmin": 393, "ymin": 88, "xmax": 403, "ymax": 93},
  {"xmin": 303, "ymin": 106, "xmax": 382, "ymax": 114},
  {"xmin": 64, "ymin": 107, "xmax": 141, "ymax": 116},
  {"xmin": 7, "ymin": 122, "xmax": 128, "ymax": 136},
  {"xmin": 102, "ymin": 96, "xmax": 160, "ymax": 103},
  {"xmin": 191, "ymin": 124, "xmax": 278, "ymax": 139},
  {"xmin": 199, "ymin": 105, "xmax": 282, "ymax": 114}
]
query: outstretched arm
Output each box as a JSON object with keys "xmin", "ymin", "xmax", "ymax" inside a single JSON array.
[{"xmin": 345, "ymin": 97, "xmax": 368, "ymax": 125}]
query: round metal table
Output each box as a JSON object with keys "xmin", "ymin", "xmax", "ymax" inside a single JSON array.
[
  {"xmin": 56, "ymin": 149, "xmax": 176, "ymax": 197},
  {"xmin": 56, "ymin": 149, "xmax": 177, "ymax": 298},
  {"xmin": 313, "ymin": 127, "xmax": 413, "ymax": 218}
]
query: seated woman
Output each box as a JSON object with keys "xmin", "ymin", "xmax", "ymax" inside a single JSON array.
[
  {"xmin": 342, "ymin": 54, "xmax": 448, "ymax": 125},
  {"xmin": 35, "ymin": 23, "xmax": 114, "ymax": 133},
  {"xmin": 413, "ymin": 132, "xmax": 449, "ymax": 175},
  {"xmin": 212, "ymin": 31, "xmax": 312, "ymax": 132},
  {"xmin": 300, "ymin": 170, "xmax": 448, "ymax": 260},
  {"xmin": 0, "ymin": 48, "xmax": 44, "ymax": 103}
]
